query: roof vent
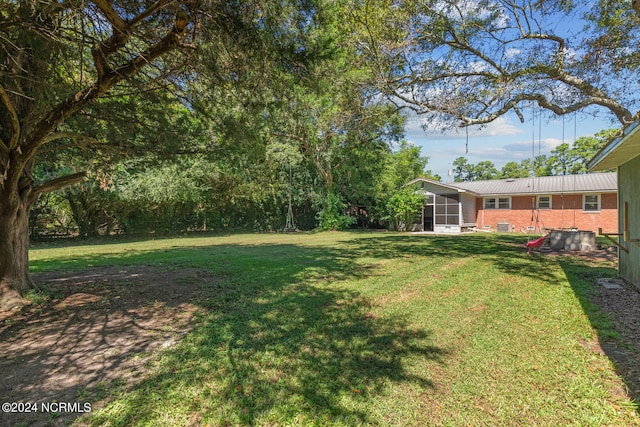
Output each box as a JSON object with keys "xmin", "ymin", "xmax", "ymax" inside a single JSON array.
[{"xmin": 506, "ymin": 178, "xmax": 515, "ymax": 182}]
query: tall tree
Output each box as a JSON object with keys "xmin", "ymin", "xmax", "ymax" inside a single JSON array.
[
  {"xmin": 500, "ymin": 161, "xmax": 530, "ymax": 179},
  {"xmin": 452, "ymin": 157, "xmax": 474, "ymax": 182},
  {"xmin": 568, "ymin": 129, "xmax": 618, "ymax": 174},
  {"xmin": 384, "ymin": 141, "xmax": 430, "ymax": 189},
  {"xmin": 268, "ymin": 2, "xmax": 405, "ymax": 229},
  {"xmin": 547, "ymin": 143, "xmax": 573, "ymax": 176},
  {"xmin": 473, "ymin": 161, "xmax": 500, "ymax": 181},
  {"xmin": 0, "ymin": 0, "xmax": 319, "ymax": 311}
]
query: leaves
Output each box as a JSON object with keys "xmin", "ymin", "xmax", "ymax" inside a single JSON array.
[{"xmin": 360, "ymin": 0, "xmax": 638, "ymax": 127}]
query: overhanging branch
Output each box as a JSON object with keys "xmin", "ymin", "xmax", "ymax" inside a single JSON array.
[{"xmin": 30, "ymin": 171, "xmax": 87, "ymax": 202}]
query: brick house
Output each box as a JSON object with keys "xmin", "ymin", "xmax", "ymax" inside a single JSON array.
[
  {"xmin": 407, "ymin": 172, "xmax": 617, "ymax": 234},
  {"xmin": 589, "ymin": 121, "xmax": 640, "ymax": 289}
]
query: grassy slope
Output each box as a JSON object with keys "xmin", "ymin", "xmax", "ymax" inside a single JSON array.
[{"xmin": 29, "ymin": 232, "xmax": 640, "ymax": 426}]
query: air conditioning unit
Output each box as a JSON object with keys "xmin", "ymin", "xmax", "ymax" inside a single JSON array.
[{"xmin": 497, "ymin": 223, "xmax": 510, "ymax": 232}]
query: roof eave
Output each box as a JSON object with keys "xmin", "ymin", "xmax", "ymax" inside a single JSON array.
[
  {"xmin": 404, "ymin": 177, "xmax": 476, "ymax": 195},
  {"xmin": 589, "ymin": 120, "xmax": 640, "ymax": 171}
]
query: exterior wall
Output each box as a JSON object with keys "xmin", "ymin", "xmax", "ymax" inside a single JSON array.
[
  {"xmin": 618, "ymin": 156, "xmax": 640, "ymax": 289},
  {"xmin": 461, "ymin": 192, "xmax": 477, "ymax": 225},
  {"xmin": 475, "ymin": 193, "xmax": 617, "ymax": 232}
]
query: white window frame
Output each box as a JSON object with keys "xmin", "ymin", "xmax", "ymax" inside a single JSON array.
[
  {"xmin": 537, "ymin": 195, "xmax": 552, "ymax": 210},
  {"xmin": 583, "ymin": 194, "xmax": 601, "ymax": 212},
  {"xmin": 484, "ymin": 196, "xmax": 511, "ymax": 210}
]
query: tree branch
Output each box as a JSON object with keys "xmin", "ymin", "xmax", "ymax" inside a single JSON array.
[
  {"xmin": 92, "ymin": 0, "xmax": 128, "ymax": 32},
  {"xmin": 90, "ymin": 0, "xmax": 176, "ymax": 79},
  {"xmin": 36, "ymin": 132, "xmax": 103, "ymax": 154},
  {"xmin": 129, "ymin": 0, "xmax": 177, "ymax": 27},
  {"xmin": 0, "ymin": 83, "xmax": 20, "ymax": 152},
  {"xmin": 16, "ymin": 13, "xmax": 189, "ymax": 188},
  {"xmin": 40, "ymin": 131, "xmax": 101, "ymax": 145},
  {"xmin": 91, "ymin": 0, "xmax": 131, "ymax": 79},
  {"xmin": 29, "ymin": 171, "xmax": 87, "ymax": 203},
  {"xmin": 458, "ymin": 93, "xmax": 624, "ymax": 126}
]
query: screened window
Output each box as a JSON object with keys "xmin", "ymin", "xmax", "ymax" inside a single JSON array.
[
  {"xmin": 583, "ymin": 194, "xmax": 600, "ymax": 212},
  {"xmin": 484, "ymin": 197, "xmax": 511, "ymax": 209},
  {"xmin": 435, "ymin": 193, "xmax": 460, "ymax": 225},
  {"xmin": 537, "ymin": 195, "xmax": 552, "ymax": 209}
]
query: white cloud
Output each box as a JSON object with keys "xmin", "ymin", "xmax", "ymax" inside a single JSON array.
[
  {"xmin": 405, "ymin": 116, "xmax": 523, "ymax": 140},
  {"xmin": 504, "ymin": 48, "xmax": 521, "ymax": 58},
  {"xmin": 503, "ymin": 137, "xmax": 565, "ymax": 153}
]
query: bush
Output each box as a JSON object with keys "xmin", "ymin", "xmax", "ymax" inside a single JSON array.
[
  {"xmin": 316, "ymin": 192, "xmax": 355, "ymax": 231},
  {"xmin": 382, "ymin": 188, "xmax": 425, "ymax": 231}
]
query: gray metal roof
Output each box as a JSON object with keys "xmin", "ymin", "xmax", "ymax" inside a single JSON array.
[{"xmin": 449, "ymin": 172, "xmax": 617, "ymax": 196}]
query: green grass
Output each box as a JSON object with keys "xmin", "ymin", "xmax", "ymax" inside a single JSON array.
[{"xmin": 28, "ymin": 232, "xmax": 640, "ymax": 426}]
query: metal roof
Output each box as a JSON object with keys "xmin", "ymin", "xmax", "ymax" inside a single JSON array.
[
  {"xmin": 589, "ymin": 120, "xmax": 640, "ymax": 171},
  {"xmin": 448, "ymin": 172, "xmax": 617, "ymax": 196},
  {"xmin": 404, "ymin": 177, "xmax": 466, "ymax": 193}
]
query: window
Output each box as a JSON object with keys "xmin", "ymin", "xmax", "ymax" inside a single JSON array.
[
  {"xmin": 537, "ymin": 195, "xmax": 552, "ymax": 209},
  {"xmin": 498, "ymin": 197, "xmax": 510, "ymax": 209},
  {"xmin": 435, "ymin": 194, "xmax": 460, "ymax": 225},
  {"xmin": 484, "ymin": 198, "xmax": 496, "ymax": 209},
  {"xmin": 484, "ymin": 197, "xmax": 511, "ymax": 209},
  {"xmin": 583, "ymin": 194, "xmax": 600, "ymax": 212}
]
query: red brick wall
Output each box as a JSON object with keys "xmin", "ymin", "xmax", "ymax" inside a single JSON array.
[{"xmin": 475, "ymin": 193, "xmax": 617, "ymax": 232}]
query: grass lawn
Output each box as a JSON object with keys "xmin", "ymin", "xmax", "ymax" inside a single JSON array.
[{"xmin": 27, "ymin": 231, "xmax": 640, "ymax": 426}]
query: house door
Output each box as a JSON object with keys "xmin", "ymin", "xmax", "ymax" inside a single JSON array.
[{"xmin": 423, "ymin": 205, "xmax": 434, "ymax": 231}]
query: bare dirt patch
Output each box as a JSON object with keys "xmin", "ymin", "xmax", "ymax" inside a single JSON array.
[
  {"xmin": 0, "ymin": 266, "xmax": 221, "ymax": 427},
  {"xmin": 547, "ymin": 247, "xmax": 640, "ymax": 401},
  {"xmin": 590, "ymin": 276, "xmax": 640, "ymax": 401}
]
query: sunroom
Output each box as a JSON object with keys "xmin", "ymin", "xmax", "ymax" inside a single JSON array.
[{"xmin": 404, "ymin": 178, "xmax": 478, "ymax": 233}]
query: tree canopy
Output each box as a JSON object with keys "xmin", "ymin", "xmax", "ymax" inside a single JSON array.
[
  {"xmin": 0, "ymin": 0, "xmax": 342, "ymax": 310},
  {"xmin": 359, "ymin": 0, "xmax": 639, "ymax": 129}
]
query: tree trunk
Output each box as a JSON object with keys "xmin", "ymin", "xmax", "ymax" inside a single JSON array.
[{"xmin": 0, "ymin": 191, "xmax": 33, "ymax": 312}]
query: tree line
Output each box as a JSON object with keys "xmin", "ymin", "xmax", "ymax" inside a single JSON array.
[
  {"xmin": 31, "ymin": 138, "xmax": 435, "ymax": 238},
  {"xmin": 451, "ymin": 130, "xmax": 617, "ymax": 182}
]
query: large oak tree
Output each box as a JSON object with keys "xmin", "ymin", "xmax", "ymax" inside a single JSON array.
[{"xmin": 0, "ymin": 0, "xmax": 316, "ymax": 311}]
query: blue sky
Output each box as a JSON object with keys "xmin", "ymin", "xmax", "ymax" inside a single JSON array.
[{"xmin": 403, "ymin": 108, "xmax": 622, "ymax": 182}]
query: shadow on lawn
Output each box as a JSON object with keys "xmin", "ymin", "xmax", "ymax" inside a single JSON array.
[
  {"xmin": 14, "ymin": 232, "xmax": 592, "ymax": 425},
  {"xmin": 16, "ymin": 240, "xmax": 448, "ymax": 426},
  {"xmin": 558, "ymin": 258, "xmax": 640, "ymax": 412},
  {"xmin": 0, "ymin": 265, "xmax": 215, "ymax": 427},
  {"xmin": 339, "ymin": 233, "xmax": 566, "ymax": 285},
  {"xmin": 339, "ymin": 233, "xmax": 640, "ymax": 409}
]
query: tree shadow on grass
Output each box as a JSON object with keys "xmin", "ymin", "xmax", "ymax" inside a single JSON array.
[
  {"xmin": 201, "ymin": 285, "xmax": 441, "ymax": 425},
  {"xmin": 558, "ymin": 257, "xmax": 640, "ymax": 414},
  {"xmin": 83, "ymin": 244, "xmax": 446, "ymax": 425},
  {"xmin": 5, "ymin": 240, "xmax": 448, "ymax": 426},
  {"xmin": 338, "ymin": 233, "xmax": 567, "ymax": 285},
  {"xmin": 0, "ymin": 265, "xmax": 217, "ymax": 427}
]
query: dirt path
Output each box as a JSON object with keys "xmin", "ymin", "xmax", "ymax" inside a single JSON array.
[{"xmin": 0, "ymin": 266, "xmax": 219, "ymax": 426}]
